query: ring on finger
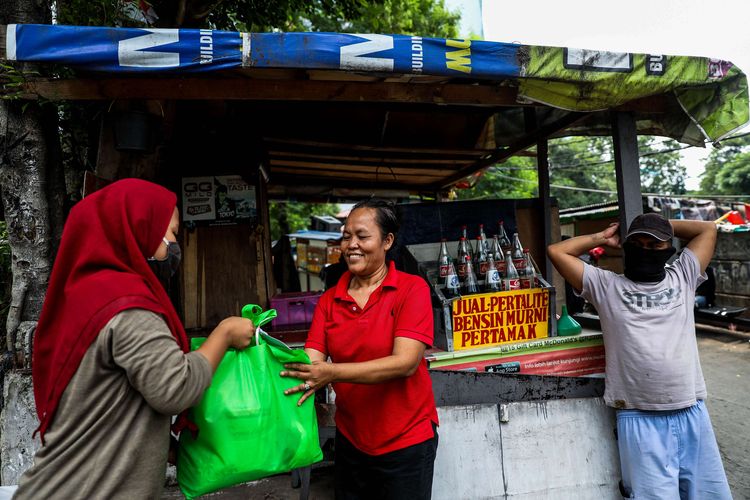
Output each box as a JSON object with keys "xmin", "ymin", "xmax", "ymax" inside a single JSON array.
[{"xmin": 303, "ymin": 382, "xmax": 311, "ymax": 391}]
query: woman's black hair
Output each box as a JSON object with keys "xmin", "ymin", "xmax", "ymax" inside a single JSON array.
[{"xmin": 349, "ymin": 198, "xmax": 399, "ymax": 242}]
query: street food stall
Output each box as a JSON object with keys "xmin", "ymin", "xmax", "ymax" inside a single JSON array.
[{"xmin": 3, "ymin": 23, "xmax": 748, "ymax": 497}]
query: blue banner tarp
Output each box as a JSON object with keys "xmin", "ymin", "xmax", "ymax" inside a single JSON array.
[
  {"xmin": 8, "ymin": 24, "xmax": 242, "ymax": 72},
  {"xmin": 6, "ymin": 24, "xmax": 521, "ymax": 77}
]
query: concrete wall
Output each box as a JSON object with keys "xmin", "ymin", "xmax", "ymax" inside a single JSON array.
[
  {"xmin": 433, "ymin": 398, "xmax": 620, "ymax": 499},
  {"xmin": 712, "ymin": 231, "xmax": 750, "ymax": 317}
]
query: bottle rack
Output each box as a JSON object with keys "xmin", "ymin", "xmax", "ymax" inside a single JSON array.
[{"xmin": 404, "ymin": 241, "xmax": 557, "ymax": 352}]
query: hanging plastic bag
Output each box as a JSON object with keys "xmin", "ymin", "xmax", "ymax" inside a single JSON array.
[{"xmin": 177, "ymin": 304, "xmax": 323, "ymax": 499}]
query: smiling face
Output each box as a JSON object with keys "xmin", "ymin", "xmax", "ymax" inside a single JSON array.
[{"xmin": 341, "ymin": 207, "xmax": 394, "ymax": 277}]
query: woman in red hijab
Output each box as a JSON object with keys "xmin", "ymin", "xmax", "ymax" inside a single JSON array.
[{"xmin": 14, "ymin": 179, "xmax": 254, "ymax": 499}]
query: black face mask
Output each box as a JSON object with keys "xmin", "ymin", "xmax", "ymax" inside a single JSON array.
[
  {"xmin": 148, "ymin": 238, "xmax": 182, "ymax": 290},
  {"xmin": 623, "ymin": 241, "xmax": 676, "ymax": 283}
]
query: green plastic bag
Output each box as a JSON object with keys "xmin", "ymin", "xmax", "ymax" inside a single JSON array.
[{"xmin": 177, "ymin": 305, "xmax": 323, "ymax": 499}]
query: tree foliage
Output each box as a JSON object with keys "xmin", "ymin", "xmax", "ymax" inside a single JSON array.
[
  {"xmin": 55, "ymin": 0, "xmax": 459, "ymax": 37},
  {"xmin": 455, "ymin": 135, "xmax": 689, "ymax": 209},
  {"xmin": 699, "ymin": 133, "xmax": 750, "ymax": 195},
  {"xmin": 453, "ymin": 154, "xmax": 538, "ymax": 202},
  {"xmin": 55, "ymin": 0, "xmax": 370, "ymax": 29},
  {"xmin": 269, "ymin": 201, "xmax": 341, "ymax": 241},
  {"xmin": 637, "ymin": 136, "xmax": 686, "ymax": 195},
  {"xmin": 547, "ymin": 137, "xmax": 618, "ymax": 209},
  {"xmin": 292, "ymin": 0, "xmax": 460, "ymax": 38}
]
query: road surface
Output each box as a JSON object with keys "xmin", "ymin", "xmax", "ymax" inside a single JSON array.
[{"xmin": 698, "ymin": 332, "xmax": 750, "ymax": 499}]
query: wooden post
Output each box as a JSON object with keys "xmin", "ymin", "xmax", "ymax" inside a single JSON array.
[
  {"xmin": 536, "ymin": 136, "xmax": 553, "ymax": 282},
  {"xmin": 611, "ymin": 111, "xmax": 643, "ymax": 237},
  {"xmin": 256, "ymin": 164, "xmax": 274, "ymax": 307},
  {"xmin": 524, "ymin": 108, "xmax": 554, "ymax": 281}
]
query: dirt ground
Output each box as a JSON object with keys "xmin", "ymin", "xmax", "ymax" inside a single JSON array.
[
  {"xmin": 162, "ymin": 466, "xmax": 335, "ymax": 500},
  {"xmin": 696, "ymin": 332, "xmax": 750, "ymax": 499}
]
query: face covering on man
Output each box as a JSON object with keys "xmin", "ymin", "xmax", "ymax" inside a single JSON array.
[
  {"xmin": 622, "ymin": 241, "xmax": 676, "ymax": 283},
  {"xmin": 148, "ymin": 237, "xmax": 182, "ymax": 288}
]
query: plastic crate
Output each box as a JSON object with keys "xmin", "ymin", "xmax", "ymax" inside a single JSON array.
[{"xmin": 270, "ymin": 291, "xmax": 322, "ymax": 327}]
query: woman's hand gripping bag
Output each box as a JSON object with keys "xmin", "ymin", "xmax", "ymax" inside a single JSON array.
[{"xmin": 177, "ymin": 305, "xmax": 323, "ymax": 499}]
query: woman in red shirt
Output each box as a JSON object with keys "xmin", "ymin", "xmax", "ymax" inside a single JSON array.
[{"xmin": 281, "ymin": 198, "xmax": 439, "ymax": 500}]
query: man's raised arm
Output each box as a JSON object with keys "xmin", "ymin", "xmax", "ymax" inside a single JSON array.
[
  {"xmin": 670, "ymin": 220, "xmax": 716, "ymax": 273},
  {"xmin": 547, "ymin": 223, "xmax": 621, "ymax": 291}
]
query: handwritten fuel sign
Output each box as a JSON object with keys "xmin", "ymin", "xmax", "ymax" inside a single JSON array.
[{"xmin": 452, "ymin": 289, "xmax": 549, "ymax": 350}]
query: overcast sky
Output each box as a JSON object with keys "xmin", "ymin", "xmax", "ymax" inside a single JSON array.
[{"xmin": 469, "ymin": 0, "xmax": 750, "ymax": 191}]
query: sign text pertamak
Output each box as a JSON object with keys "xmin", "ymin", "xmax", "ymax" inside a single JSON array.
[{"xmin": 452, "ymin": 289, "xmax": 549, "ymax": 350}]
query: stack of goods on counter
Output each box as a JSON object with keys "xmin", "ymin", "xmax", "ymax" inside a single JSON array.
[{"xmin": 436, "ymin": 221, "xmax": 540, "ymax": 299}]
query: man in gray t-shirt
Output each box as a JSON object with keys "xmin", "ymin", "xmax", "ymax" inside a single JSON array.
[{"xmin": 547, "ymin": 214, "xmax": 731, "ymax": 500}]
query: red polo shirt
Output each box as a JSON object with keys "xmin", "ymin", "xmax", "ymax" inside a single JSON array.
[{"xmin": 305, "ymin": 260, "xmax": 438, "ymax": 455}]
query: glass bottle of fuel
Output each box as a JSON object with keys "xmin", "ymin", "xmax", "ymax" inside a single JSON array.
[
  {"xmin": 456, "ymin": 225, "xmax": 468, "ymax": 259},
  {"xmin": 437, "ymin": 239, "xmax": 452, "ymax": 281},
  {"xmin": 497, "ymin": 220, "xmax": 511, "ymax": 252},
  {"xmin": 462, "ymin": 255, "xmax": 480, "ymax": 295},
  {"xmin": 476, "ymin": 236, "xmax": 491, "ymax": 280},
  {"xmin": 492, "ymin": 235, "xmax": 506, "ymax": 277},
  {"xmin": 479, "ymin": 223, "xmax": 491, "ymax": 253},
  {"xmin": 457, "ymin": 225, "xmax": 474, "ymax": 260},
  {"xmin": 443, "ymin": 261, "xmax": 461, "ymax": 299},
  {"xmin": 456, "ymin": 236, "xmax": 470, "ymax": 279},
  {"xmin": 511, "ymin": 233, "xmax": 525, "ymax": 271},
  {"xmin": 503, "ymin": 251, "xmax": 521, "ymax": 291},
  {"xmin": 521, "ymin": 249, "xmax": 537, "ymax": 289},
  {"xmin": 474, "ymin": 236, "xmax": 486, "ymax": 277},
  {"xmin": 484, "ymin": 254, "xmax": 502, "ymax": 292}
]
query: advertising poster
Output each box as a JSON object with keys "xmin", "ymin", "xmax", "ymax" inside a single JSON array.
[
  {"xmin": 452, "ymin": 288, "xmax": 550, "ymax": 350},
  {"xmin": 182, "ymin": 176, "xmax": 257, "ymax": 225}
]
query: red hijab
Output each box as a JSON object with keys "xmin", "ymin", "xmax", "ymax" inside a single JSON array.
[{"xmin": 33, "ymin": 179, "xmax": 189, "ymax": 442}]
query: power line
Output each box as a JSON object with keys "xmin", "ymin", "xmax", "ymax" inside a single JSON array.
[
  {"xmin": 489, "ymin": 143, "xmax": 694, "ymax": 173},
  {"xmin": 550, "ymin": 144, "xmax": 692, "ymax": 170},
  {"xmin": 546, "ymin": 139, "xmax": 668, "ymax": 166},
  {"xmin": 718, "ymin": 130, "xmax": 750, "ymax": 142},
  {"xmin": 486, "ymin": 172, "xmax": 750, "ymax": 199},
  {"xmin": 487, "ymin": 132, "xmax": 750, "ymax": 175}
]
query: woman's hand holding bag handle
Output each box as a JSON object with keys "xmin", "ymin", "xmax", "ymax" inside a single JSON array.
[{"xmin": 177, "ymin": 304, "xmax": 322, "ymax": 499}]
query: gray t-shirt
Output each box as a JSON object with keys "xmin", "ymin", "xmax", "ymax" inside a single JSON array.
[{"xmin": 579, "ymin": 248, "xmax": 707, "ymax": 410}]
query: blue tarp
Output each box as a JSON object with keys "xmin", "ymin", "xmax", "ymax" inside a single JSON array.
[{"xmin": 6, "ymin": 24, "xmax": 520, "ymax": 77}]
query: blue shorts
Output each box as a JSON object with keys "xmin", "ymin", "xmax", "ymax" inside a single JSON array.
[{"xmin": 616, "ymin": 400, "xmax": 732, "ymax": 500}]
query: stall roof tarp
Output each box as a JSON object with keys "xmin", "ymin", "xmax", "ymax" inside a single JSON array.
[{"xmin": 5, "ymin": 24, "xmax": 748, "ymax": 144}]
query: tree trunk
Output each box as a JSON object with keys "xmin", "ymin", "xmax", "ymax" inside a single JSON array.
[
  {"xmin": 0, "ymin": 0, "xmax": 63, "ymax": 485},
  {"xmin": 0, "ymin": 0, "xmax": 60, "ymax": 366},
  {"xmin": 0, "ymin": 100, "xmax": 56, "ymax": 363}
]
